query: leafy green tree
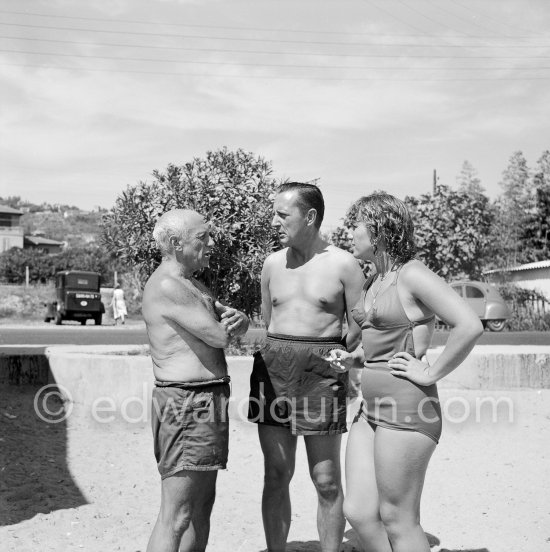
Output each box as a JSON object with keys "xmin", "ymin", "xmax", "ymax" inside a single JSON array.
[
  {"xmin": 533, "ymin": 150, "xmax": 550, "ymax": 189},
  {"xmin": 331, "ymin": 186, "xmax": 493, "ymax": 280},
  {"xmin": 500, "ymin": 151, "xmax": 532, "ymax": 208},
  {"xmin": 52, "ymin": 246, "xmax": 120, "ymax": 284},
  {"xmin": 520, "ymin": 150, "xmax": 550, "ymax": 262},
  {"xmin": 0, "ymin": 248, "xmax": 55, "ymax": 283},
  {"xmin": 491, "ymin": 151, "xmax": 534, "ymax": 266},
  {"xmin": 102, "ymin": 148, "xmax": 279, "ymax": 316},
  {"xmin": 0, "ymin": 245, "xmax": 120, "ymax": 284},
  {"xmin": 456, "ymin": 160, "xmax": 485, "ymax": 195},
  {"xmin": 405, "ymin": 185, "xmax": 493, "ymax": 279}
]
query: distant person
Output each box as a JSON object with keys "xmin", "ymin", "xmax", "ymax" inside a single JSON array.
[
  {"xmin": 110, "ymin": 283, "xmax": 127, "ymax": 325},
  {"xmin": 248, "ymin": 182, "xmax": 365, "ymax": 552},
  {"xmin": 142, "ymin": 209, "xmax": 249, "ymax": 552},
  {"xmin": 326, "ymin": 192, "xmax": 483, "ymax": 552}
]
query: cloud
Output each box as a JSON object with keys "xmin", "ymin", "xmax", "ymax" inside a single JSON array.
[{"xmin": 1, "ymin": 0, "xmax": 549, "ymax": 215}]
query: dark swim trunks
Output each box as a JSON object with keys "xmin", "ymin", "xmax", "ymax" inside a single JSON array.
[
  {"xmin": 248, "ymin": 334, "xmax": 348, "ymax": 436},
  {"xmin": 151, "ymin": 377, "xmax": 230, "ymax": 479}
]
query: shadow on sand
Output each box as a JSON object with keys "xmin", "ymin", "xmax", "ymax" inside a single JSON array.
[
  {"xmin": 0, "ymin": 354, "xmax": 87, "ymax": 525},
  {"xmin": 341, "ymin": 529, "xmax": 490, "ymax": 552},
  {"xmin": 257, "ymin": 530, "xmax": 490, "ymax": 551},
  {"xmin": 258, "ymin": 543, "xmax": 360, "ymax": 552}
]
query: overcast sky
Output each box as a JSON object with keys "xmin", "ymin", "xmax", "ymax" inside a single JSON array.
[{"xmin": 1, "ymin": 0, "xmax": 549, "ymax": 229}]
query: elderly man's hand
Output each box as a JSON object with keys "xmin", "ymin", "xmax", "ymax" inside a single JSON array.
[{"xmin": 215, "ymin": 301, "xmax": 250, "ymax": 337}]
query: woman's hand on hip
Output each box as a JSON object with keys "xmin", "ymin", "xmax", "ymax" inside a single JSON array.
[{"xmin": 388, "ymin": 352, "xmax": 436, "ymax": 386}]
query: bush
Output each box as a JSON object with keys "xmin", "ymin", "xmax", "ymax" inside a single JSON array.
[
  {"xmin": 102, "ymin": 148, "xmax": 279, "ymax": 316},
  {"xmin": 497, "ymin": 283, "xmax": 550, "ymax": 331}
]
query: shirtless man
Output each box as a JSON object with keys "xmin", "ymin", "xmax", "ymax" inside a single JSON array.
[
  {"xmin": 143, "ymin": 209, "xmax": 249, "ymax": 552},
  {"xmin": 248, "ymin": 183, "xmax": 365, "ymax": 552}
]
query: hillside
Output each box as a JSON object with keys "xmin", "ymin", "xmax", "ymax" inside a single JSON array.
[
  {"xmin": 21, "ymin": 210, "xmax": 106, "ymax": 246},
  {"xmin": 0, "ymin": 196, "xmax": 107, "ymax": 246}
]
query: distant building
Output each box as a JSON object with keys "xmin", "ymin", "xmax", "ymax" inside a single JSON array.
[
  {"xmin": 0, "ymin": 204, "xmax": 65, "ymax": 255},
  {"xmin": 0, "ymin": 204, "xmax": 24, "ymax": 253},
  {"xmin": 484, "ymin": 260, "xmax": 550, "ymax": 301},
  {"xmin": 23, "ymin": 235, "xmax": 65, "ymax": 254}
]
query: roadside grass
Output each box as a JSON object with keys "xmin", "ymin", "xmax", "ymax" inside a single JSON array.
[
  {"xmin": 0, "ymin": 284, "xmax": 54, "ymax": 320},
  {"xmin": 0, "ymin": 284, "xmax": 124, "ymax": 326}
]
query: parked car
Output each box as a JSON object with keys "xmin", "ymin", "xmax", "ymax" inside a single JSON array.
[
  {"xmin": 449, "ymin": 280, "xmax": 511, "ymax": 332},
  {"xmin": 44, "ymin": 270, "xmax": 105, "ymax": 325}
]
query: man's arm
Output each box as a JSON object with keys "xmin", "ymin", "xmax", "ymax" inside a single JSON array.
[
  {"xmin": 260, "ymin": 256, "xmax": 273, "ymax": 329},
  {"xmin": 159, "ymin": 278, "xmax": 230, "ymax": 348},
  {"xmin": 215, "ymin": 301, "xmax": 250, "ymax": 337},
  {"xmin": 341, "ymin": 254, "xmax": 365, "ymax": 351}
]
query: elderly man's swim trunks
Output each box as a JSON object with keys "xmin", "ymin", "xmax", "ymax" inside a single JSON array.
[
  {"xmin": 248, "ymin": 334, "xmax": 348, "ymax": 436},
  {"xmin": 151, "ymin": 376, "xmax": 230, "ymax": 478}
]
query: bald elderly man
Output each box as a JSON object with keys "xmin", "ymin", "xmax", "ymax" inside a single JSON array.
[{"xmin": 143, "ymin": 209, "xmax": 249, "ymax": 552}]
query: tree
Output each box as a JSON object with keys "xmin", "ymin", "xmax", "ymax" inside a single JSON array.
[
  {"xmin": 491, "ymin": 151, "xmax": 534, "ymax": 266},
  {"xmin": 500, "ymin": 151, "xmax": 532, "ymax": 208},
  {"xmin": 456, "ymin": 160, "xmax": 485, "ymax": 195},
  {"xmin": 330, "ymin": 186, "xmax": 493, "ymax": 280},
  {"xmin": 520, "ymin": 150, "xmax": 550, "ymax": 262},
  {"xmin": 0, "ymin": 248, "xmax": 54, "ymax": 283},
  {"xmin": 405, "ymin": 185, "xmax": 493, "ymax": 279},
  {"xmin": 533, "ymin": 150, "xmax": 550, "ymax": 190},
  {"xmin": 102, "ymin": 148, "xmax": 279, "ymax": 316},
  {"xmin": 0, "ymin": 245, "xmax": 120, "ymax": 284}
]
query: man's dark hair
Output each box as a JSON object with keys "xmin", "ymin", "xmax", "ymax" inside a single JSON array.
[{"xmin": 276, "ymin": 182, "xmax": 325, "ymax": 229}]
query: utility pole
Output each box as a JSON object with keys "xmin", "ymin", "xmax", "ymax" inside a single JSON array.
[{"xmin": 433, "ymin": 169, "xmax": 437, "ymax": 194}]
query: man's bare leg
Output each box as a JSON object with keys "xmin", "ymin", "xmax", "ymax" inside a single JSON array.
[
  {"xmin": 147, "ymin": 470, "xmax": 218, "ymax": 552},
  {"xmin": 304, "ymin": 434, "xmax": 345, "ymax": 552},
  {"xmin": 258, "ymin": 425, "xmax": 297, "ymax": 552}
]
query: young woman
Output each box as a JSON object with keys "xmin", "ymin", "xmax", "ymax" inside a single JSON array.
[{"xmin": 327, "ymin": 192, "xmax": 483, "ymax": 552}]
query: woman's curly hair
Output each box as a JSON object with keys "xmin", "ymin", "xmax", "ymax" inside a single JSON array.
[{"xmin": 348, "ymin": 191, "xmax": 417, "ymax": 265}]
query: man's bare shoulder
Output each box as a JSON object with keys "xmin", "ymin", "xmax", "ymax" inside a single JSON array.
[
  {"xmin": 263, "ymin": 248, "xmax": 287, "ymax": 268},
  {"xmin": 143, "ymin": 268, "xmax": 195, "ymax": 306}
]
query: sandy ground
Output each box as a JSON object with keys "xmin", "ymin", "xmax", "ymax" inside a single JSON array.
[{"xmin": 1, "ymin": 379, "xmax": 549, "ymax": 552}]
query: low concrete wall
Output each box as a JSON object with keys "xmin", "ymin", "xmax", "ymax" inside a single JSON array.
[
  {"xmin": 0, "ymin": 346, "xmax": 50, "ymax": 385},
  {"xmin": 427, "ymin": 346, "xmax": 550, "ymax": 389},
  {"xmin": 1, "ymin": 346, "xmax": 549, "ymax": 423}
]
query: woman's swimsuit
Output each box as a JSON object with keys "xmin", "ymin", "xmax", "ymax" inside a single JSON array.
[{"xmin": 351, "ymin": 267, "xmax": 442, "ymax": 443}]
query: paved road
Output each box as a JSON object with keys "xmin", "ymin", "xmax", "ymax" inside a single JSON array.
[{"xmin": 1, "ymin": 324, "xmax": 549, "ymax": 349}]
